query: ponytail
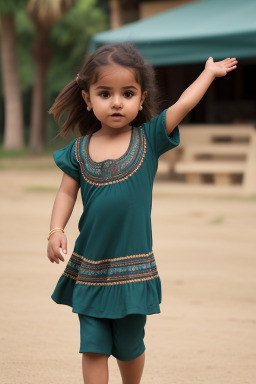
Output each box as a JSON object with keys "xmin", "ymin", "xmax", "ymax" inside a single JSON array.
[{"xmin": 49, "ymin": 79, "xmax": 100, "ymax": 137}]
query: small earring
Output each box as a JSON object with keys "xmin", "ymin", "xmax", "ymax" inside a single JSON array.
[
  {"xmin": 87, "ymin": 105, "xmax": 91, "ymax": 111},
  {"xmin": 140, "ymin": 105, "xmax": 143, "ymax": 111}
]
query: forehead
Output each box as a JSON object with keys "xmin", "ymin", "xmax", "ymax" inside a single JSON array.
[{"xmin": 92, "ymin": 64, "xmax": 140, "ymax": 87}]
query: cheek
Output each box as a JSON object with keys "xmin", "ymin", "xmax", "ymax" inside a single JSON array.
[
  {"xmin": 92, "ymin": 98, "xmax": 106, "ymax": 108},
  {"xmin": 128, "ymin": 97, "xmax": 140, "ymax": 105}
]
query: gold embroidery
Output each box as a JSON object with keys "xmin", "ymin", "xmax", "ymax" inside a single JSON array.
[
  {"xmin": 62, "ymin": 250, "xmax": 158, "ymax": 286},
  {"xmin": 63, "ymin": 272, "xmax": 76, "ymax": 280},
  {"xmin": 72, "ymin": 250, "xmax": 153, "ymax": 264},
  {"xmin": 75, "ymin": 127, "xmax": 147, "ymax": 186},
  {"xmin": 74, "ymin": 274, "xmax": 159, "ymax": 286}
]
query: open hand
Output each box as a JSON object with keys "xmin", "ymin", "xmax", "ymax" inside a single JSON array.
[{"xmin": 205, "ymin": 57, "xmax": 238, "ymax": 77}]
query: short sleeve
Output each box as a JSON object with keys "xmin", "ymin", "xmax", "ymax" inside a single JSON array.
[
  {"xmin": 142, "ymin": 109, "xmax": 180, "ymax": 158},
  {"xmin": 53, "ymin": 138, "xmax": 80, "ymax": 183}
]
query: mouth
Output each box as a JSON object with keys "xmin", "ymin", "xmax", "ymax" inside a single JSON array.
[{"xmin": 111, "ymin": 113, "xmax": 123, "ymax": 117}]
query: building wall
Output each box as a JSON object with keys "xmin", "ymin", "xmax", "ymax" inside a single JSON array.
[
  {"xmin": 109, "ymin": 0, "xmax": 139, "ymax": 29},
  {"xmin": 109, "ymin": 0, "xmax": 195, "ymax": 29},
  {"xmin": 140, "ymin": 0, "xmax": 194, "ymax": 19}
]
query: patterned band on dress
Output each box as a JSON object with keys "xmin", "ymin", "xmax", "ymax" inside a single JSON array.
[{"xmin": 63, "ymin": 250, "xmax": 158, "ymax": 286}]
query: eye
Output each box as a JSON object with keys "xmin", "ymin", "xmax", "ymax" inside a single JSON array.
[
  {"xmin": 124, "ymin": 91, "xmax": 134, "ymax": 98},
  {"xmin": 100, "ymin": 91, "xmax": 110, "ymax": 98}
]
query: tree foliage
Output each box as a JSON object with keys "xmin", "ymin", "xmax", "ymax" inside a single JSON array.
[
  {"xmin": 48, "ymin": 0, "xmax": 108, "ymax": 96},
  {"xmin": 0, "ymin": 0, "xmax": 109, "ymax": 143},
  {"xmin": 26, "ymin": 0, "xmax": 76, "ymax": 25},
  {"xmin": 0, "ymin": 0, "xmax": 27, "ymax": 15}
]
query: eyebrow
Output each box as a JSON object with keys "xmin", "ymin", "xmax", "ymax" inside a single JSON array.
[{"xmin": 95, "ymin": 85, "xmax": 138, "ymax": 90}]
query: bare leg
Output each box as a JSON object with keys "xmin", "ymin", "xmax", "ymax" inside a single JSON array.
[
  {"xmin": 82, "ymin": 352, "xmax": 109, "ymax": 384},
  {"xmin": 117, "ymin": 351, "xmax": 145, "ymax": 384}
]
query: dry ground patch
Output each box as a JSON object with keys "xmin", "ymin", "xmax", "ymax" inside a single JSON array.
[{"xmin": 1, "ymin": 160, "xmax": 256, "ymax": 384}]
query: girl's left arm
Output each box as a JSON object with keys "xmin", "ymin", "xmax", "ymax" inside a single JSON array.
[{"xmin": 165, "ymin": 57, "xmax": 238, "ymax": 135}]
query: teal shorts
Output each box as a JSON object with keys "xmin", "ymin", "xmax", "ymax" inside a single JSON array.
[{"xmin": 78, "ymin": 314, "xmax": 147, "ymax": 361}]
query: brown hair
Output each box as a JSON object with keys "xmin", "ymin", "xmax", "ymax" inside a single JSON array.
[{"xmin": 49, "ymin": 42, "xmax": 160, "ymax": 137}]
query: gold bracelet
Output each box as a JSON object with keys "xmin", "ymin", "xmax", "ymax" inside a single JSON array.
[
  {"xmin": 47, "ymin": 228, "xmax": 64, "ymax": 240},
  {"xmin": 48, "ymin": 228, "xmax": 64, "ymax": 236},
  {"xmin": 48, "ymin": 227, "xmax": 64, "ymax": 236}
]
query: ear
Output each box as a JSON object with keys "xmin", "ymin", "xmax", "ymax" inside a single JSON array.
[
  {"xmin": 141, "ymin": 91, "xmax": 147, "ymax": 104},
  {"xmin": 81, "ymin": 90, "xmax": 90, "ymax": 106}
]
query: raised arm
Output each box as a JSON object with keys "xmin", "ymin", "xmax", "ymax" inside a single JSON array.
[{"xmin": 165, "ymin": 57, "xmax": 238, "ymax": 135}]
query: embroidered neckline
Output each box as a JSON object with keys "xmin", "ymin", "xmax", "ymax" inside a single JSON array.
[
  {"xmin": 75, "ymin": 126, "xmax": 146, "ymax": 186},
  {"xmin": 87, "ymin": 127, "xmax": 134, "ymax": 165}
]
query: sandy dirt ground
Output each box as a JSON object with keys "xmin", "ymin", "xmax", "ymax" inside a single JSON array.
[{"xmin": 0, "ymin": 158, "xmax": 256, "ymax": 384}]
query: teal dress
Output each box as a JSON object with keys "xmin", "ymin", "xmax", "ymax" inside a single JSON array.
[{"xmin": 51, "ymin": 109, "xmax": 180, "ymax": 319}]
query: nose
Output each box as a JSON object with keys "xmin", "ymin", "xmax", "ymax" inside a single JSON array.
[{"xmin": 111, "ymin": 95, "xmax": 123, "ymax": 109}]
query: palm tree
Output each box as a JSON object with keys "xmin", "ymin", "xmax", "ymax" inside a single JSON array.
[
  {"xmin": 26, "ymin": 0, "xmax": 76, "ymax": 153},
  {"xmin": 0, "ymin": 1, "xmax": 26, "ymax": 149}
]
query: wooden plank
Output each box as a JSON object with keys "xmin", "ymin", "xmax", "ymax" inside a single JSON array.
[
  {"xmin": 171, "ymin": 125, "xmax": 256, "ymax": 192},
  {"xmin": 174, "ymin": 161, "xmax": 245, "ymax": 173},
  {"xmin": 186, "ymin": 174, "xmax": 204, "ymax": 184},
  {"xmin": 180, "ymin": 124, "xmax": 255, "ymax": 134},
  {"xmin": 214, "ymin": 174, "xmax": 234, "ymax": 185},
  {"xmin": 179, "ymin": 125, "xmax": 255, "ymax": 146},
  {"xmin": 185, "ymin": 144, "xmax": 249, "ymax": 156}
]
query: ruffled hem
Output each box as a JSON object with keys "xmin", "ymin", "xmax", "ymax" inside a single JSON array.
[{"xmin": 51, "ymin": 274, "xmax": 162, "ymax": 319}]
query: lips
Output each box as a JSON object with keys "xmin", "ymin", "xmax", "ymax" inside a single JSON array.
[{"xmin": 111, "ymin": 113, "xmax": 123, "ymax": 117}]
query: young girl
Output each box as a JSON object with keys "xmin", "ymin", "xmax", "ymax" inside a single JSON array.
[{"xmin": 47, "ymin": 42, "xmax": 237, "ymax": 384}]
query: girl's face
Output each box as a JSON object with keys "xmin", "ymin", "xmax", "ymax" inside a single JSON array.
[{"xmin": 82, "ymin": 64, "xmax": 147, "ymax": 132}]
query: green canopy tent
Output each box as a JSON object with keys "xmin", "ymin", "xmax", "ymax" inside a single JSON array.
[{"xmin": 89, "ymin": 0, "xmax": 256, "ymax": 66}]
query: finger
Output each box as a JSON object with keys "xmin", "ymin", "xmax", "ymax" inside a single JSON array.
[
  {"xmin": 51, "ymin": 251, "xmax": 60, "ymax": 263},
  {"xmin": 61, "ymin": 237, "xmax": 68, "ymax": 256},
  {"xmin": 47, "ymin": 250, "xmax": 55, "ymax": 263},
  {"xmin": 58, "ymin": 248, "xmax": 65, "ymax": 262},
  {"xmin": 218, "ymin": 58, "xmax": 229, "ymax": 63},
  {"xmin": 217, "ymin": 58, "xmax": 232, "ymax": 63},
  {"xmin": 222, "ymin": 58, "xmax": 237, "ymax": 64},
  {"xmin": 51, "ymin": 255, "xmax": 60, "ymax": 264},
  {"xmin": 226, "ymin": 61, "xmax": 238, "ymax": 68},
  {"xmin": 223, "ymin": 60, "xmax": 237, "ymax": 69},
  {"xmin": 226, "ymin": 66, "xmax": 237, "ymax": 72},
  {"xmin": 47, "ymin": 254, "xmax": 54, "ymax": 263},
  {"xmin": 53, "ymin": 246, "xmax": 62, "ymax": 263},
  {"xmin": 226, "ymin": 58, "xmax": 237, "ymax": 63}
]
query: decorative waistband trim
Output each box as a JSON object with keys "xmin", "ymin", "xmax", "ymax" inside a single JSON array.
[
  {"xmin": 63, "ymin": 250, "xmax": 158, "ymax": 286},
  {"xmin": 73, "ymin": 274, "xmax": 158, "ymax": 286},
  {"xmin": 72, "ymin": 250, "xmax": 153, "ymax": 264}
]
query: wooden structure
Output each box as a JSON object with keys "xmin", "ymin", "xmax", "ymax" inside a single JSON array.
[
  {"xmin": 108, "ymin": 0, "xmax": 193, "ymax": 29},
  {"xmin": 173, "ymin": 124, "xmax": 256, "ymax": 194}
]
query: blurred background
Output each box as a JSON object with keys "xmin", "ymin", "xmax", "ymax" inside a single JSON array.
[
  {"xmin": 0, "ymin": 0, "xmax": 109, "ymax": 153},
  {"xmin": 1, "ymin": 0, "xmax": 255, "ymax": 194}
]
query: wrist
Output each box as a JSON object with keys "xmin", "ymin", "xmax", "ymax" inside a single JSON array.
[
  {"xmin": 203, "ymin": 68, "xmax": 216, "ymax": 81},
  {"xmin": 47, "ymin": 227, "xmax": 64, "ymax": 240}
]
